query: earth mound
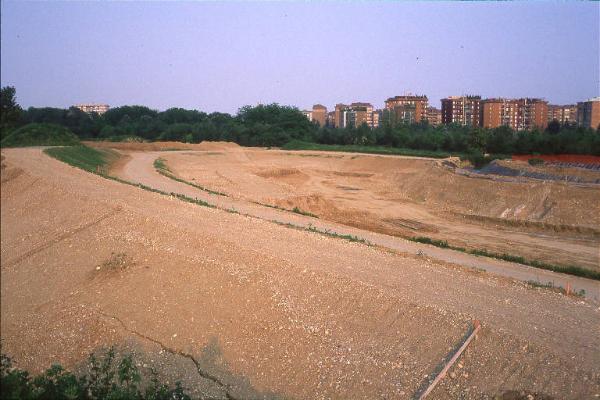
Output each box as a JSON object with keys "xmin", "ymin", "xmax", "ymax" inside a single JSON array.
[{"xmin": 1, "ymin": 123, "xmax": 80, "ymax": 147}]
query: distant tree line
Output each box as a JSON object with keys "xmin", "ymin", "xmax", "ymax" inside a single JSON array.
[{"xmin": 2, "ymin": 86, "xmax": 599, "ymax": 155}]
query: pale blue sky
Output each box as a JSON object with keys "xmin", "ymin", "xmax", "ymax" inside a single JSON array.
[{"xmin": 1, "ymin": 1, "xmax": 599, "ymax": 113}]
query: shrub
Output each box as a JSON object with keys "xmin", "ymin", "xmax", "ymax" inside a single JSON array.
[
  {"xmin": 0, "ymin": 349, "xmax": 191, "ymax": 400},
  {"xmin": 528, "ymin": 158, "xmax": 544, "ymax": 166},
  {"xmin": 1, "ymin": 123, "xmax": 80, "ymax": 147}
]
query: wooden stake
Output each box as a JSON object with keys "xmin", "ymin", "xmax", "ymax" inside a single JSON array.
[{"xmin": 418, "ymin": 320, "xmax": 481, "ymax": 400}]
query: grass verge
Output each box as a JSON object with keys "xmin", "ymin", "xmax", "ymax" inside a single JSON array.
[
  {"xmin": 45, "ymin": 145, "xmax": 119, "ymax": 174},
  {"xmin": 409, "ymin": 236, "xmax": 600, "ymax": 280},
  {"xmin": 153, "ymin": 157, "xmax": 228, "ymax": 196},
  {"xmin": 281, "ymin": 140, "xmax": 455, "ymax": 159},
  {"xmin": 526, "ymin": 280, "xmax": 585, "ymax": 297},
  {"xmin": 252, "ymin": 201, "xmax": 318, "ymax": 218}
]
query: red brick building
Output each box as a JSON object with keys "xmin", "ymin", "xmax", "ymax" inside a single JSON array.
[
  {"xmin": 384, "ymin": 95, "xmax": 428, "ymax": 125},
  {"xmin": 440, "ymin": 96, "xmax": 481, "ymax": 126}
]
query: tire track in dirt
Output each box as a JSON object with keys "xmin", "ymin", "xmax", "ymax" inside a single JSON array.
[{"xmin": 2, "ymin": 209, "xmax": 121, "ymax": 269}]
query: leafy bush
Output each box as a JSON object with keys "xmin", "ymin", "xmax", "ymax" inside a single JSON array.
[
  {"xmin": 1, "ymin": 349, "xmax": 191, "ymax": 400},
  {"xmin": 1, "ymin": 123, "xmax": 80, "ymax": 147},
  {"xmin": 528, "ymin": 158, "xmax": 544, "ymax": 166}
]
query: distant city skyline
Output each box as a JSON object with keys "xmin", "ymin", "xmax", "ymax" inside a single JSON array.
[{"xmin": 1, "ymin": 1, "xmax": 598, "ymax": 114}]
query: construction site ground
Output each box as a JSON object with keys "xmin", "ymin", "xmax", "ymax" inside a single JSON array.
[{"xmin": 1, "ymin": 144, "xmax": 599, "ymax": 399}]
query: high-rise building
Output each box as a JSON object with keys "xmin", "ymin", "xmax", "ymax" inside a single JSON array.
[
  {"xmin": 576, "ymin": 97, "xmax": 600, "ymax": 129},
  {"xmin": 384, "ymin": 95, "xmax": 428, "ymax": 125},
  {"xmin": 441, "ymin": 96, "xmax": 481, "ymax": 126},
  {"xmin": 426, "ymin": 107, "xmax": 442, "ymax": 126},
  {"xmin": 335, "ymin": 104, "xmax": 349, "ymax": 128},
  {"xmin": 326, "ymin": 111, "xmax": 336, "ymax": 128},
  {"xmin": 74, "ymin": 104, "xmax": 110, "ymax": 115},
  {"xmin": 349, "ymin": 102, "xmax": 374, "ymax": 128},
  {"xmin": 311, "ymin": 104, "xmax": 327, "ymax": 127},
  {"xmin": 480, "ymin": 98, "xmax": 548, "ymax": 131},
  {"xmin": 547, "ymin": 104, "xmax": 577, "ymax": 125},
  {"xmin": 334, "ymin": 103, "xmax": 379, "ymax": 128}
]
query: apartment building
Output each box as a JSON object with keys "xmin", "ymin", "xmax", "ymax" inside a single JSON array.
[
  {"xmin": 334, "ymin": 104, "xmax": 349, "ymax": 128},
  {"xmin": 576, "ymin": 97, "xmax": 600, "ymax": 129},
  {"xmin": 548, "ymin": 104, "xmax": 577, "ymax": 125},
  {"xmin": 426, "ymin": 107, "xmax": 442, "ymax": 126},
  {"xmin": 384, "ymin": 95, "xmax": 428, "ymax": 125},
  {"xmin": 333, "ymin": 103, "xmax": 378, "ymax": 128},
  {"xmin": 74, "ymin": 103, "xmax": 110, "ymax": 115},
  {"xmin": 440, "ymin": 96, "xmax": 481, "ymax": 126},
  {"xmin": 302, "ymin": 110, "xmax": 313, "ymax": 121},
  {"xmin": 480, "ymin": 98, "xmax": 548, "ymax": 131},
  {"xmin": 326, "ymin": 111, "xmax": 336, "ymax": 128},
  {"xmin": 311, "ymin": 104, "xmax": 327, "ymax": 127}
]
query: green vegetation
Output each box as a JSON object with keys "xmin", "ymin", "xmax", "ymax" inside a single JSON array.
[
  {"xmin": 292, "ymin": 206, "xmax": 318, "ymax": 218},
  {"xmin": 528, "ymin": 158, "xmax": 545, "ymax": 166},
  {"xmin": 281, "ymin": 140, "xmax": 455, "ymax": 158},
  {"xmin": 253, "ymin": 201, "xmax": 318, "ymax": 218},
  {"xmin": 4, "ymin": 86, "xmax": 599, "ymax": 157},
  {"xmin": 45, "ymin": 145, "xmax": 118, "ymax": 174},
  {"xmin": 409, "ymin": 235, "xmax": 600, "ymax": 280},
  {"xmin": 153, "ymin": 157, "xmax": 170, "ymax": 172},
  {"xmin": 1, "ymin": 123, "xmax": 80, "ymax": 147},
  {"xmin": 1, "ymin": 349, "xmax": 190, "ymax": 400},
  {"xmin": 526, "ymin": 280, "xmax": 585, "ymax": 297},
  {"xmin": 153, "ymin": 158, "xmax": 228, "ymax": 196},
  {"xmin": 271, "ymin": 220, "xmax": 370, "ymax": 245},
  {"xmin": 411, "ymin": 236, "xmax": 450, "ymax": 248}
]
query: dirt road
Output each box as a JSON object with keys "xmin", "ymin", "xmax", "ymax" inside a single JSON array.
[{"xmin": 2, "ymin": 148, "xmax": 599, "ymax": 399}]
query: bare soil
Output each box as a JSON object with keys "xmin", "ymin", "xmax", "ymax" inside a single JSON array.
[
  {"xmin": 2, "ymin": 147, "xmax": 599, "ymax": 399},
  {"xmin": 156, "ymin": 147, "xmax": 600, "ymax": 271}
]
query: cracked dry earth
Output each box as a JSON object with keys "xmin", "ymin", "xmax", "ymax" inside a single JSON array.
[{"xmin": 1, "ymin": 148, "xmax": 600, "ymax": 399}]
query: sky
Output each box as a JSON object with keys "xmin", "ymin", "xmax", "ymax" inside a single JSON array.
[{"xmin": 1, "ymin": 1, "xmax": 599, "ymax": 114}]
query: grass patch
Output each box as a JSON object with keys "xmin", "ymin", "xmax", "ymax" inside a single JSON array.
[
  {"xmin": 271, "ymin": 221, "xmax": 370, "ymax": 245},
  {"xmin": 153, "ymin": 157, "xmax": 171, "ymax": 172},
  {"xmin": 1, "ymin": 123, "xmax": 80, "ymax": 147},
  {"xmin": 408, "ymin": 235, "xmax": 600, "ymax": 280},
  {"xmin": 410, "ymin": 236, "xmax": 453, "ymax": 249},
  {"xmin": 253, "ymin": 201, "xmax": 318, "ymax": 218},
  {"xmin": 45, "ymin": 145, "xmax": 119, "ymax": 174},
  {"xmin": 528, "ymin": 158, "xmax": 545, "ymax": 166},
  {"xmin": 526, "ymin": 280, "xmax": 585, "ymax": 297},
  {"xmin": 153, "ymin": 157, "xmax": 228, "ymax": 197},
  {"xmin": 282, "ymin": 140, "xmax": 455, "ymax": 159}
]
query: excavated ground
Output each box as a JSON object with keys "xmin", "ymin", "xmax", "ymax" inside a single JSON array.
[
  {"xmin": 1, "ymin": 147, "xmax": 599, "ymax": 400},
  {"xmin": 156, "ymin": 146, "xmax": 600, "ymax": 271}
]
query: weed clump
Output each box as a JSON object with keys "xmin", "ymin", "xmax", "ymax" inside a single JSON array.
[
  {"xmin": 96, "ymin": 252, "xmax": 133, "ymax": 272},
  {"xmin": 0, "ymin": 348, "xmax": 191, "ymax": 399}
]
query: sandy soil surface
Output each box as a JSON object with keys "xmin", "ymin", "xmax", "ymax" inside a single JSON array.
[
  {"xmin": 154, "ymin": 147, "xmax": 600, "ymax": 271},
  {"xmin": 2, "ymin": 147, "xmax": 600, "ymax": 399}
]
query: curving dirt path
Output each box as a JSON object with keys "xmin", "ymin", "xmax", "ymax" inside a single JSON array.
[
  {"xmin": 2, "ymin": 148, "xmax": 600, "ymax": 399},
  {"xmin": 113, "ymin": 150, "xmax": 600, "ymax": 302}
]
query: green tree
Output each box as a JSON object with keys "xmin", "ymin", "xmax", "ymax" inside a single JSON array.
[{"xmin": 0, "ymin": 86, "xmax": 23, "ymax": 130}]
